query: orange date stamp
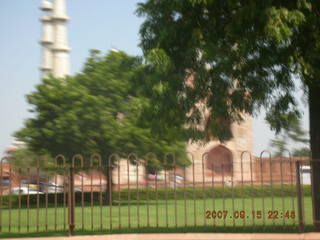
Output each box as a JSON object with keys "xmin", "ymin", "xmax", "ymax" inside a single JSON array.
[{"xmin": 205, "ymin": 210, "xmax": 296, "ymax": 219}]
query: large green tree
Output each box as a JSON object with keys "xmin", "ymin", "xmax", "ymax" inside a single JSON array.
[
  {"xmin": 137, "ymin": 0, "xmax": 320, "ymax": 229},
  {"xmin": 15, "ymin": 50, "xmax": 188, "ymax": 201}
]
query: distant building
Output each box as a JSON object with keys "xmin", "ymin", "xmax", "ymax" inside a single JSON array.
[{"xmin": 4, "ymin": 140, "xmax": 26, "ymax": 157}]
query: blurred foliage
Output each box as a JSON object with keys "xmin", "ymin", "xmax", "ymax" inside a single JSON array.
[
  {"xmin": 14, "ymin": 50, "xmax": 189, "ymax": 172},
  {"xmin": 136, "ymin": 0, "xmax": 319, "ymax": 143},
  {"xmin": 8, "ymin": 148, "xmax": 57, "ymax": 177},
  {"xmin": 269, "ymin": 117, "xmax": 310, "ymax": 157},
  {"xmin": 293, "ymin": 147, "xmax": 311, "ymax": 157}
]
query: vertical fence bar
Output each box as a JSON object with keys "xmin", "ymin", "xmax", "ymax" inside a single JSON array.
[
  {"xmin": 282, "ymin": 150, "xmax": 293, "ymax": 228},
  {"xmin": 289, "ymin": 157, "xmax": 296, "ymax": 226},
  {"xmin": 45, "ymin": 158, "xmax": 49, "ymax": 232},
  {"xmin": 185, "ymin": 153, "xmax": 193, "ymax": 228},
  {"xmin": 259, "ymin": 154, "xmax": 265, "ymax": 227},
  {"xmin": 108, "ymin": 156, "xmax": 113, "ymax": 230},
  {"xmin": 127, "ymin": 157, "xmax": 131, "ymax": 229},
  {"xmin": 192, "ymin": 154, "xmax": 196, "ymax": 227},
  {"xmin": 36, "ymin": 158, "xmax": 40, "ymax": 232},
  {"xmin": 27, "ymin": 167, "xmax": 30, "ymax": 232},
  {"xmin": 222, "ymin": 163, "xmax": 226, "ymax": 228},
  {"xmin": 61, "ymin": 155, "xmax": 67, "ymax": 232},
  {"xmin": 81, "ymin": 170, "xmax": 84, "ymax": 231},
  {"xmin": 54, "ymin": 158, "xmax": 57, "ymax": 231},
  {"xmin": 108, "ymin": 154, "xmax": 118, "ymax": 231},
  {"xmin": 18, "ymin": 168, "xmax": 22, "ymax": 232},
  {"xmin": 261, "ymin": 151, "xmax": 274, "ymax": 227},
  {"xmin": 0, "ymin": 158, "xmax": 3, "ymax": 233},
  {"xmin": 73, "ymin": 155, "xmax": 84, "ymax": 232},
  {"xmin": 128, "ymin": 154, "xmax": 139, "ymax": 229},
  {"xmin": 240, "ymin": 153, "xmax": 245, "ymax": 227},
  {"xmin": 90, "ymin": 157, "xmax": 94, "ymax": 230},
  {"xmin": 173, "ymin": 154, "xmax": 178, "ymax": 228},
  {"xmin": 68, "ymin": 156, "xmax": 75, "ymax": 236},
  {"xmin": 184, "ymin": 164, "xmax": 187, "ymax": 227},
  {"xmin": 155, "ymin": 163, "xmax": 159, "ymax": 228},
  {"xmin": 90, "ymin": 154, "xmax": 103, "ymax": 230},
  {"xmin": 118, "ymin": 155, "xmax": 121, "ymax": 229},
  {"xmin": 249, "ymin": 153, "xmax": 254, "ymax": 227},
  {"xmin": 280, "ymin": 157, "xmax": 285, "ymax": 228},
  {"xmin": 8, "ymin": 161, "xmax": 12, "ymax": 232},
  {"xmin": 211, "ymin": 160, "xmax": 216, "ymax": 227},
  {"xmin": 202, "ymin": 153, "xmax": 207, "ymax": 226},
  {"xmin": 73, "ymin": 160, "xmax": 76, "ymax": 233},
  {"xmin": 144, "ymin": 155, "xmax": 150, "ymax": 228},
  {"xmin": 136, "ymin": 158, "xmax": 140, "ymax": 228},
  {"xmin": 99, "ymin": 159, "xmax": 103, "ymax": 230},
  {"xmin": 164, "ymin": 156, "xmax": 168, "ymax": 228},
  {"xmin": 270, "ymin": 157, "xmax": 275, "ymax": 227},
  {"xmin": 231, "ymin": 158, "xmax": 235, "ymax": 227},
  {"xmin": 63, "ymin": 163, "xmax": 67, "ymax": 231},
  {"xmin": 296, "ymin": 161, "xmax": 305, "ymax": 233},
  {"xmin": 54, "ymin": 156, "xmax": 60, "ymax": 231}
]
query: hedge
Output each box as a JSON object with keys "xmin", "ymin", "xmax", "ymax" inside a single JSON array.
[{"xmin": 0, "ymin": 185, "xmax": 311, "ymax": 208}]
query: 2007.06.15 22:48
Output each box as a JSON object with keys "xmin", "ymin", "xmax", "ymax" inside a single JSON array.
[{"xmin": 205, "ymin": 210, "xmax": 296, "ymax": 219}]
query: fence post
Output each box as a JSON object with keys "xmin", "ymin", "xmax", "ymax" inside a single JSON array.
[
  {"xmin": 68, "ymin": 165, "xmax": 75, "ymax": 236},
  {"xmin": 295, "ymin": 161, "xmax": 304, "ymax": 233}
]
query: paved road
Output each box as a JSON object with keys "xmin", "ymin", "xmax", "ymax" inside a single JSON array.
[{"xmin": 2, "ymin": 233, "xmax": 320, "ymax": 240}]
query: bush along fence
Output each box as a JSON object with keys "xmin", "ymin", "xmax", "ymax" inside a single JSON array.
[{"xmin": 0, "ymin": 151, "xmax": 316, "ymax": 235}]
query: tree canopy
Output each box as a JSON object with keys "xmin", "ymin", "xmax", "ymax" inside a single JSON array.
[
  {"xmin": 15, "ymin": 50, "xmax": 188, "ymax": 171},
  {"xmin": 137, "ymin": 0, "xmax": 318, "ymax": 139},
  {"xmin": 136, "ymin": 0, "xmax": 320, "ymax": 227}
]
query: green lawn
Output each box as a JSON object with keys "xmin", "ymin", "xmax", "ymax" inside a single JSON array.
[{"xmin": 0, "ymin": 196, "xmax": 313, "ymax": 234}]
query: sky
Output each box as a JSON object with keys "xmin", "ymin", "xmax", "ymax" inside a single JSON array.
[{"xmin": 0, "ymin": 0, "xmax": 309, "ymax": 158}]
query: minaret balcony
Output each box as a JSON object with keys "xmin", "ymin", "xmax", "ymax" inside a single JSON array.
[
  {"xmin": 52, "ymin": 46, "xmax": 71, "ymax": 52},
  {"xmin": 40, "ymin": 16, "xmax": 53, "ymax": 23},
  {"xmin": 40, "ymin": 39, "xmax": 54, "ymax": 45},
  {"xmin": 51, "ymin": 15, "xmax": 69, "ymax": 21},
  {"xmin": 40, "ymin": 66, "xmax": 52, "ymax": 71}
]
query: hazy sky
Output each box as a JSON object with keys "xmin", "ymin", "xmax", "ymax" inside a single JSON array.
[{"xmin": 0, "ymin": 0, "xmax": 309, "ymax": 157}]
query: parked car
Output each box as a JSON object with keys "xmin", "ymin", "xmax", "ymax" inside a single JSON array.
[
  {"xmin": 74, "ymin": 186, "xmax": 82, "ymax": 192},
  {"xmin": 22, "ymin": 181, "xmax": 45, "ymax": 192},
  {"xmin": 12, "ymin": 187, "xmax": 43, "ymax": 195},
  {"xmin": 301, "ymin": 166, "xmax": 311, "ymax": 185},
  {"xmin": 47, "ymin": 182, "xmax": 64, "ymax": 193}
]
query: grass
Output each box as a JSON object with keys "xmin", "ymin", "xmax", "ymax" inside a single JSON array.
[{"xmin": 0, "ymin": 196, "xmax": 314, "ymax": 237}]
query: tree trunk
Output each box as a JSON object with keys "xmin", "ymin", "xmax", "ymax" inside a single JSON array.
[{"xmin": 309, "ymin": 83, "xmax": 320, "ymax": 231}]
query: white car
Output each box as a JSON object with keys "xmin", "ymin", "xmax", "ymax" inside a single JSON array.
[
  {"xmin": 11, "ymin": 187, "xmax": 43, "ymax": 195},
  {"xmin": 47, "ymin": 182, "xmax": 64, "ymax": 193},
  {"xmin": 301, "ymin": 166, "xmax": 311, "ymax": 185}
]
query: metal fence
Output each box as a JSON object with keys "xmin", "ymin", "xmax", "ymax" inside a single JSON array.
[{"xmin": 0, "ymin": 152, "xmax": 315, "ymax": 235}]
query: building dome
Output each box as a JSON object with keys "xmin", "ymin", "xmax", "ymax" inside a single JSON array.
[{"xmin": 40, "ymin": 0, "xmax": 53, "ymax": 11}]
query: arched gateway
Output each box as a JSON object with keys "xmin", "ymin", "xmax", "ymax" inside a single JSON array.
[{"xmin": 206, "ymin": 145, "xmax": 233, "ymax": 176}]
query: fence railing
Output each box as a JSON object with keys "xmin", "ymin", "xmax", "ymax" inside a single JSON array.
[{"xmin": 0, "ymin": 152, "xmax": 315, "ymax": 235}]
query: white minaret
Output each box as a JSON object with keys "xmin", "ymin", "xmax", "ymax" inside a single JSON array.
[
  {"xmin": 40, "ymin": 0, "xmax": 70, "ymax": 78},
  {"xmin": 51, "ymin": 0, "xmax": 70, "ymax": 77},
  {"xmin": 40, "ymin": 0, "xmax": 54, "ymax": 78}
]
